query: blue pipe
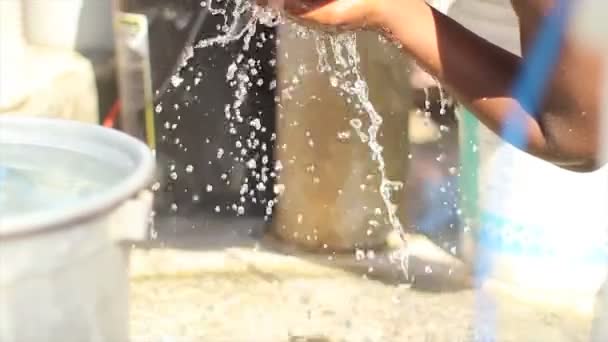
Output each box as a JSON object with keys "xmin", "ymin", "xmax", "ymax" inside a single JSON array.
[
  {"xmin": 474, "ymin": 0, "xmax": 572, "ymax": 340},
  {"xmin": 500, "ymin": 0, "xmax": 572, "ymax": 150}
]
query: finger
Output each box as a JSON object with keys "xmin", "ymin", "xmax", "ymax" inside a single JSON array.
[
  {"xmin": 300, "ymin": 0, "xmax": 366, "ymax": 26},
  {"xmin": 280, "ymin": 0, "xmax": 335, "ymax": 15}
]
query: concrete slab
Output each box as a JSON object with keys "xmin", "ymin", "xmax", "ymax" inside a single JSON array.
[{"xmin": 129, "ymin": 227, "xmax": 592, "ymax": 341}]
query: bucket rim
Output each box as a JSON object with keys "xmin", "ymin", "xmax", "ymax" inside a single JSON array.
[{"xmin": 0, "ymin": 115, "xmax": 155, "ymax": 239}]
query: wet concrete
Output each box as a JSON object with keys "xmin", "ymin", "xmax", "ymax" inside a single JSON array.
[{"xmin": 129, "ymin": 218, "xmax": 592, "ymax": 341}]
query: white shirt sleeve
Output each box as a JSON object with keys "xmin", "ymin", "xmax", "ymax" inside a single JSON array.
[
  {"xmin": 426, "ymin": 0, "xmax": 455, "ymax": 14},
  {"xmin": 447, "ymin": 0, "xmax": 521, "ymax": 57}
]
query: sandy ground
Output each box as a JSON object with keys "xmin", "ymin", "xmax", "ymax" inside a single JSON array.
[{"xmin": 128, "ymin": 219, "xmax": 592, "ymax": 342}]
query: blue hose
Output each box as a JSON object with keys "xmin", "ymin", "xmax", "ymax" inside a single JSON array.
[
  {"xmin": 474, "ymin": 0, "xmax": 571, "ymax": 339},
  {"xmin": 500, "ymin": 0, "xmax": 572, "ymax": 150}
]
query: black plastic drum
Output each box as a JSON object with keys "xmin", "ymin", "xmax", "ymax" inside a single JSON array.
[{"xmin": 113, "ymin": 0, "xmax": 277, "ymax": 220}]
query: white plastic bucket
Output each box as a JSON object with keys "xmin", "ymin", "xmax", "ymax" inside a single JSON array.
[
  {"xmin": 22, "ymin": 0, "xmax": 114, "ymax": 52},
  {"xmin": 0, "ymin": 0, "xmax": 27, "ymax": 110},
  {"xmin": 460, "ymin": 117, "xmax": 608, "ymax": 311},
  {"xmin": 0, "ymin": 116, "xmax": 155, "ymax": 341},
  {"xmin": 22, "ymin": 0, "xmax": 84, "ymax": 50},
  {"xmin": 451, "ymin": 0, "xmax": 608, "ymax": 314}
]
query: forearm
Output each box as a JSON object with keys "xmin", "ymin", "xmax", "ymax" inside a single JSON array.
[{"xmin": 377, "ymin": 1, "xmax": 593, "ymax": 166}]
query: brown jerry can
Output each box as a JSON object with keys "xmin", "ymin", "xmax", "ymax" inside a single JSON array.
[{"xmin": 271, "ymin": 24, "xmax": 412, "ymax": 252}]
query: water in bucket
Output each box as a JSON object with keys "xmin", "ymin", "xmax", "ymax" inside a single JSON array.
[{"xmin": 0, "ymin": 143, "xmax": 124, "ymax": 219}]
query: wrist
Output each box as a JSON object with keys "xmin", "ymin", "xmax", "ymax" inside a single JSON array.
[{"xmin": 369, "ymin": 0, "xmax": 392, "ymax": 30}]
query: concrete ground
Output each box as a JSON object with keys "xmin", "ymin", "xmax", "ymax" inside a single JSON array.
[{"xmin": 128, "ymin": 218, "xmax": 592, "ymax": 342}]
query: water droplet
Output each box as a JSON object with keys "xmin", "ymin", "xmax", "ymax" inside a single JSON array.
[
  {"xmin": 171, "ymin": 75, "xmax": 184, "ymax": 87},
  {"xmin": 185, "ymin": 164, "xmax": 194, "ymax": 173},
  {"xmin": 329, "ymin": 76, "xmax": 339, "ymax": 87},
  {"xmin": 337, "ymin": 131, "xmax": 351, "ymax": 142},
  {"xmin": 273, "ymin": 183, "xmax": 286, "ymax": 195},
  {"xmin": 169, "ymin": 172, "xmax": 178, "ymax": 180},
  {"xmin": 226, "ymin": 63, "xmax": 238, "ymax": 80},
  {"xmin": 206, "ymin": 184, "xmax": 213, "ymax": 192},
  {"xmin": 250, "ymin": 118, "xmax": 262, "ymax": 130},
  {"xmin": 349, "ymin": 118, "xmax": 363, "ymax": 130}
]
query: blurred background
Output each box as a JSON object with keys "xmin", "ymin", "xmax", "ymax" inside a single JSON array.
[
  {"xmin": 1, "ymin": 0, "xmax": 607, "ymax": 341},
  {"xmin": 0, "ymin": 0, "xmax": 460, "ymax": 245}
]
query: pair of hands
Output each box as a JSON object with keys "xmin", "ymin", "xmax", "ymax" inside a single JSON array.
[{"xmin": 258, "ymin": 0, "xmax": 407, "ymax": 31}]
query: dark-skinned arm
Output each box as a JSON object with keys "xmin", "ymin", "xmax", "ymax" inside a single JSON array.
[{"xmin": 378, "ymin": 0, "xmax": 602, "ymax": 170}]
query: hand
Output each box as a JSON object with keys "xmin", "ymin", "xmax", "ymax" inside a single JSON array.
[{"xmin": 259, "ymin": 0, "xmax": 393, "ymax": 31}]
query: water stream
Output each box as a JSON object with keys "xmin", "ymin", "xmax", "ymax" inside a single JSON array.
[{"xmin": 161, "ymin": 0, "xmax": 450, "ymax": 273}]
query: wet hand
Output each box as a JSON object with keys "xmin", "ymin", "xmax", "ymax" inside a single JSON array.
[{"xmin": 259, "ymin": 0, "xmax": 393, "ymax": 31}]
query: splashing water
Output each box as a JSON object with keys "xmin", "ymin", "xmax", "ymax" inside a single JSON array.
[
  {"xmin": 311, "ymin": 31, "xmax": 406, "ymax": 241},
  {"xmin": 319, "ymin": 30, "xmax": 420, "ymax": 273},
  {"xmin": 163, "ymin": 0, "xmax": 416, "ymax": 272}
]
